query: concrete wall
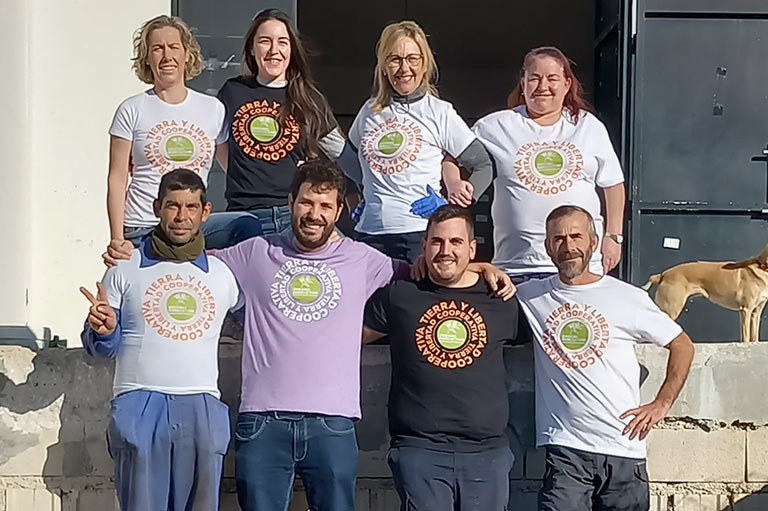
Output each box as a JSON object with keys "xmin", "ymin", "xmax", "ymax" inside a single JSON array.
[
  {"xmin": 1, "ymin": 343, "xmax": 767, "ymax": 511},
  {"xmin": 0, "ymin": 0, "xmax": 169, "ymax": 348}
]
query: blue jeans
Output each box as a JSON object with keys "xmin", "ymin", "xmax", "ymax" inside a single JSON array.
[
  {"xmin": 202, "ymin": 205, "xmax": 291, "ymax": 249},
  {"xmin": 388, "ymin": 445, "xmax": 514, "ymax": 511},
  {"xmin": 356, "ymin": 231, "xmax": 425, "ymax": 263},
  {"xmin": 235, "ymin": 412, "xmax": 358, "ymax": 511},
  {"xmin": 124, "ymin": 226, "xmax": 155, "ymax": 247}
]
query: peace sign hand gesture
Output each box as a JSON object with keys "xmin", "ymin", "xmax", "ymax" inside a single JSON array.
[{"xmin": 80, "ymin": 282, "xmax": 117, "ymax": 336}]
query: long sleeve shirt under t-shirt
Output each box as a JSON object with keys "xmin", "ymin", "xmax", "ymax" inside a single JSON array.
[
  {"xmin": 349, "ymin": 94, "xmax": 477, "ymax": 235},
  {"xmin": 81, "ymin": 240, "xmax": 240, "ymax": 398},
  {"xmin": 213, "ymin": 234, "xmax": 410, "ymax": 419},
  {"xmin": 472, "ymin": 107, "xmax": 625, "ymax": 275}
]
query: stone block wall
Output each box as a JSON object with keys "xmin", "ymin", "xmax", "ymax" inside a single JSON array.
[{"xmin": 1, "ymin": 343, "xmax": 767, "ymax": 511}]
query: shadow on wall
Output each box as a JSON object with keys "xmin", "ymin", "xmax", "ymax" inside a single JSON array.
[
  {"xmin": 724, "ymin": 490, "xmax": 768, "ymax": 511},
  {"xmin": 0, "ymin": 341, "xmax": 114, "ymax": 499}
]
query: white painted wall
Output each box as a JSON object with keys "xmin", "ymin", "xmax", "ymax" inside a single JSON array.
[{"xmin": 0, "ymin": 0, "xmax": 170, "ymax": 346}]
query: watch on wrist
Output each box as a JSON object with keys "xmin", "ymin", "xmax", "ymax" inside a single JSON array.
[{"xmin": 605, "ymin": 233, "xmax": 624, "ymax": 244}]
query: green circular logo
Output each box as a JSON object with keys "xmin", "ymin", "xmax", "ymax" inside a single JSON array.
[
  {"xmin": 377, "ymin": 131, "xmax": 405, "ymax": 156},
  {"xmin": 165, "ymin": 135, "xmax": 195, "ymax": 162},
  {"xmin": 436, "ymin": 319, "xmax": 469, "ymax": 350},
  {"xmin": 290, "ymin": 274, "xmax": 323, "ymax": 304},
  {"xmin": 534, "ymin": 150, "xmax": 564, "ymax": 177},
  {"xmin": 166, "ymin": 292, "xmax": 197, "ymax": 322},
  {"xmin": 560, "ymin": 320, "xmax": 590, "ymax": 351},
  {"xmin": 249, "ymin": 115, "xmax": 280, "ymax": 143}
]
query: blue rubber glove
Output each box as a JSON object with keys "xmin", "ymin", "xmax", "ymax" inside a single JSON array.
[
  {"xmin": 410, "ymin": 185, "xmax": 447, "ymax": 218},
  {"xmin": 350, "ymin": 199, "xmax": 365, "ymax": 223}
]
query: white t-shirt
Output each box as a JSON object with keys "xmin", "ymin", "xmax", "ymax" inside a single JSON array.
[
  {"xmin": 473, "ymin": 107, "xmax": 624, "ymax": 275},
  {"xmin": 516, "ymin": 275, "xmax": 683, "ymax": 459},
  {"xmin": 110, "ymin": 89, "xmax": 228, "ymax": 228},
  {"xmin": 102, "ymin": 247, "xmax": 239, "ymax": 398},
  {"xmin": 349, "ymin": 95, "xmax": 476, "ymax": 235}
]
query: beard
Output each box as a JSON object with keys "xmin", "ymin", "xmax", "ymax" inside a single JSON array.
[
  {"xmin": 555, "ymin": 247, "xmax": 593, "ymax": 279},
  {"xmin": 292, "ymin": 214, "xmax": 335, "ymax": 250}
]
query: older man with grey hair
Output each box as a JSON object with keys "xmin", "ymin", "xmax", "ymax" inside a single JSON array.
[{"xmin": 516, "ymin": 205, "xmax": 694, "ymax": 511}]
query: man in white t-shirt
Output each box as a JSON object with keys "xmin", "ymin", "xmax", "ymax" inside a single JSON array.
[
  {"xmin": 516, "ymin": 205, "xmax": 694, "ymax": 511},
  {"xmin": 80, "ymin": 170, "xmax": 239, "ymax": 511}
]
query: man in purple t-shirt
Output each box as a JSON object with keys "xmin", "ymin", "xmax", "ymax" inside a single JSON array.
[
  {"xmin": 101, "ymin": 160, "xmax": 514, "ymax": 510},
  {"xmin": 212, "ymin": 160, "xmax": 407, "ymax": 511}
]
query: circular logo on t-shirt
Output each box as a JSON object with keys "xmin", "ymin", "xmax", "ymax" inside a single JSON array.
[
  {"xmin": 142, "ymin": 274, "xmax": 217, "ymax": 342},
  {"xmin": 435, "ymin": 319, "xmax": 469, "ymax": 350},
  {"xmin": 376, "ymin": 131, "xmax": 405, "ymax": 158},
  {"xmin": 542, "ymin": 303, "xmax": 610, "ymax": 370},
  {"xmin": 144, "ymin": 120, "xmax": 213, "ymax": 174},
  {"xmin": 233, "ymin": 99, "xmax": 300, "ymax": 162},
  {"xmin": 289, "ymin": 274, "xmax": 323, "ymax": 304},
  {"xmin": 514, "ymin": 141, "xmax": 584, "ymax": 195},
  {"xmin": 249, "ymin": 115, "xmax": 281, "ymax": 143},
  {"xmin": 559, "ymin": 319, "xmax": 591, "ymax": 352},
  {"xmin": 534, "ymin": 149, "xmax": 564, "ymax": 177},
  {"xmin": 271, "ymin": 259, "xmax": 343, "ymax": 323},
  {"xmin": 360, "ymin": 117, "xmax": 423, "ymax": 175},
  {"xmin": 165, "ymin": 291, "xmax": 198, "ymax": 322},
  {"xmin": 415, "ymin": 300, "xmax": 488, "ymax": 370},
  {"xmin": 165, "ymin": 135, "xmax": 196, "ymax": 162}
]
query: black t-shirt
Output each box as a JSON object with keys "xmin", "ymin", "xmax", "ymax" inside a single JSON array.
[
  {"xmin": 217, "ymin": 76, "xmax": 304, "ymax": 211},
  {"xmin": 365, "ymin": 277, "xmax": 527, "ymax": 452}
]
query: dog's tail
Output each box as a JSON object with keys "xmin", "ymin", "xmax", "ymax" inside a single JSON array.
[{"xmin": 641, "ymin": 273, "xmax": 663, "ymax": 291}]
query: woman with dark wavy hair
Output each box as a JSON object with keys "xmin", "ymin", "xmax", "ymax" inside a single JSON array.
[
  {"xmin": 204, "ymin": 9, "xmax": 358, "ymax": 243},
  {"xmin": 469, "ymin": 46, "xmax": 626, "ymax": 282}
]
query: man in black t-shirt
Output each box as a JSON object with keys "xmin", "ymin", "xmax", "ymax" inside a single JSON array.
[{"xmin": 364, "ymin": 205, "xmax": 526, "ymax": 511}]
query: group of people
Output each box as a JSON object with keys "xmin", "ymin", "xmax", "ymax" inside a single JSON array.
[{"xmin": 79, "ymin": 9, "xmax": 696, "ymax": 511}]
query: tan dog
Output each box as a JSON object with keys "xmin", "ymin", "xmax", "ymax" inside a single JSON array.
[{"xmin": 642, "ymin": 245, "xmax": 768, "ymax": 342}]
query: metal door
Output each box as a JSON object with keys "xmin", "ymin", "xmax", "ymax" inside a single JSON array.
[{"xmin": 630, "ymin": 0, "xmax": 768, "ymax": 341}]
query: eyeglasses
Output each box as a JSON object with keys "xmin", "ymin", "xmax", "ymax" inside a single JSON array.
[{"xmin": 386, "ymin": 53, "xmax": 423, "ymax": 69}]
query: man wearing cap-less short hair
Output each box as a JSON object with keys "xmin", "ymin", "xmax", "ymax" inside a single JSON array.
[
  {"xmin": 80, "ymin": 169, "xmax": 240, "ymax": 511},
  {"xmin": 516, "ymin": 205, "xmax": 695, "ymax": 511},
  {"xmin": 363, "ymin": 204, "xmax": 528, "ymax": 511}
]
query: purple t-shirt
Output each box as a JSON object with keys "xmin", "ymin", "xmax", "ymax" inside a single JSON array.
[{"xmin": 215, "ymin": 234, "xmax": 406, "ymax": 419}]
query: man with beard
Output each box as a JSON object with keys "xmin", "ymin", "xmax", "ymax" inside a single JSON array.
[
  {"xmin": 516, "ymin": 205, "xmax": 695, "ymax": 511},
  {"xmin": 363, "ymin": 205, "xmax": 526, "ymax": 511},
  {"xmin": 208, "ymin": 162, "xmax": 514, "ymax": 511}
]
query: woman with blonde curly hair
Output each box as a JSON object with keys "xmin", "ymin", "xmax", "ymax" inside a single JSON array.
[
  {"xmin": 106, "ymin": 15, "xmax": 246, "ymax": 254},
  {"xmin": 348, "ymin": 20, "xmax": 491, "ymax": 262}
]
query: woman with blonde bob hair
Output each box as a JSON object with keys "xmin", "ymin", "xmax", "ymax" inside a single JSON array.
[
  {"xmin": 347, "ymin": 21, "xmax": 491, "ymax": 262},
  {"xmin": 106, "ymin": 15, "xmax": 234, "ymax": 255},
  {"xmin": 469, "ymin": 46, "xmax": 627, "ymax": 282}
]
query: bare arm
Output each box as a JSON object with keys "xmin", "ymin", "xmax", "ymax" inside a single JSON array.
[
  {"xmin": 620, "ymin": 332, "xmax": 695, "ymax": 440},
  {"xmin": 600, "ymin": 183, "xmax": 626, "ymax": 272},
  {"xmin": 107, "ymin": 136, "xmax": 132, "ymax": 241},
  {"xmin": 214, "ymin": 142, "xmax": 229, "ymax": 172},
  {"xmin": 363, "ymin": 325, "xmax": 386, "ymax": 345},
  {"xmin": 601, "ymin": 183, "xmax": 626, "ymax": 236},
  {"xmin": 441, "ymin": 156, "xmax": 472, "ymax": 207}
]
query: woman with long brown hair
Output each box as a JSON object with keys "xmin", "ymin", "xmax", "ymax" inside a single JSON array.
[
  {"xmin": 470, "ymin": 46, "xmax": 626, "ymax": 281},
  {"xmin": 204, "ymin": 8, "xmax": 357, "ymax": 243}
]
